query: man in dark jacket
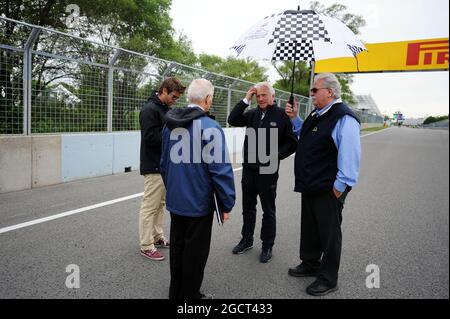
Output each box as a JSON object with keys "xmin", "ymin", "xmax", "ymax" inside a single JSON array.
[
  {"xmin": 161, "ymin": 78, "xmax": 235, "ymax": 299},
  {"xmin": 285, "ymin": 73, "xmax": 361, "ymax": 296},
  {"xmin": 139, "ymin": 77, "xmax": 185, "ymax": 261},
  {"xmin": 228, "ymin": 82, "xmax": 297, "ymax": 263}
]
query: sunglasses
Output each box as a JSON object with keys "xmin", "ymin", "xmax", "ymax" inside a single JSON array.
[{"xmin": 310, "ymin": 87, "xmax": 329, "ymax": 94}]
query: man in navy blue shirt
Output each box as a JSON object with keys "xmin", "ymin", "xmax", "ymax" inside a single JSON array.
[{"xmin": 285, "ymin": 73, "xmax": 361, "ymax": 296}]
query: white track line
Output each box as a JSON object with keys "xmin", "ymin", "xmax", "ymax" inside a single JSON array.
[
  {"xmin": 0, "ymin": 193, "xmax": 143, "ymax": 234},
  {"xmin": 0, "ymin": 167, "xmax": 244, "ymax": 234}
]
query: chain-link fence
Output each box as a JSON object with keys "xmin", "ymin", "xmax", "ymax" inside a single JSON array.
[
  {"xmin": 0, "ymin": 16, "xmax": 312, "ymax": 135},
  {"xmin": 353, "ymin": 110, "xmax": 384, "ymax": 125},
  {"xmin": 1, "ymin": 16, "xmax": 382, "ymax": 135}
]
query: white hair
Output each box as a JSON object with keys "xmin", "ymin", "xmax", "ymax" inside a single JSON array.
[
  {"xmin": 314, "ymin": 73, "xmax": 341, "ymax": 99},
  {"xmin": 255, "ymin": 81, "xmax": 275, "ymax": 96},
  {"xmin": 187, "ymin": 78, "xmax": 215, "ymax": 103}
]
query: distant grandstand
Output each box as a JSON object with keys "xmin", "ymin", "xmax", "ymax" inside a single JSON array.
[{"xmin": 354, "ymin": 94, "xmax": 382, "ymax": 116}]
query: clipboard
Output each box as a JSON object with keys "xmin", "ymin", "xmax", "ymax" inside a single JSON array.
[{"xmin": 213, "ymin": 192, "xmax": 224, "ymax": 226}]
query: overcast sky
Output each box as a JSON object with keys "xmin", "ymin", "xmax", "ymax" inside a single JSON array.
[{"xmin": 170, "ymin": 0, "xmax": 449, "ymax": 118}]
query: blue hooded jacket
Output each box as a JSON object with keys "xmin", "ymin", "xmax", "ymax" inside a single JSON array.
[{"xmin": 160, "ymin": 106, "xmax": 236, "ymax": 217}]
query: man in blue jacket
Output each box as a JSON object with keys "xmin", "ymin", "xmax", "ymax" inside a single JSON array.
[
  {"xmin": 285, "ymin": 73, "xmax": 361, "ymax": 296},
  {"xmin": 160, "ymin": 78, "xmax": 236, "ymax": 299}
]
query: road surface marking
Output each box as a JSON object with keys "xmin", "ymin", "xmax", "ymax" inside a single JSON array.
[{"xmin": 0, "ymin": 167, "xmax": 244, "ymax": 234}]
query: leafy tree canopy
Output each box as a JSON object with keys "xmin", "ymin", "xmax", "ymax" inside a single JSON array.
[
  {"xmin": 423, "ymin": 115, "xmax": 448, "ymax": 125},
  {"xmin": 198, "ymin": 54, "xmax": 268, "ymax": 83},
  {"xmin": 0, "ymin": 0, "xmax": 175, "ymax": 57}
]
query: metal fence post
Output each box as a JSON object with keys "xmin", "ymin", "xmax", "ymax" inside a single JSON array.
[
  {"xmin": 107, "ymin": 49, "xmax": 122, "ymax": 132},
  {"xmin": 23, "ymin": 27, "xmax": 40, "ymax": 135},
  {"xmin": 226, "ymin": 87, "xmax": 232, "ymax": 128}
]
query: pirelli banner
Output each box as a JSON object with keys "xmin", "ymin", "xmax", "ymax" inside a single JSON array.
[{"xmin": 315, "ymin": 38, "xmax": 449, "ymax": 73}]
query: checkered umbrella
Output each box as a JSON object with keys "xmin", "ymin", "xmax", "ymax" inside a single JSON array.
[
  {"xmin": 231, "ymin": 9, "xmax": 367, "ymax": 100},
  {"xmin": 232, "ymin": 9, "xmax": 366, "ymax": 63}
]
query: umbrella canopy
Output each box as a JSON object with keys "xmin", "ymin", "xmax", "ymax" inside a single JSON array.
[
  {"xmin": 231, "ymin": 9, "xmax": 367, "ymax": 63},
  {"xmin": 231, "ymin": 9, "xmax": 367, "ymax": 104}
]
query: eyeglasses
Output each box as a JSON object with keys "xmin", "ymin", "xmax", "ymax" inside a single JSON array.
[{"xmin": 310, "ymin": 87, "xmax": 329, "ymax": 94}]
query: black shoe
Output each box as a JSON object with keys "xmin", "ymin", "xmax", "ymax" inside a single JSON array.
[
  {"xmin": 232, "ymin": 238, "xmax": 253, "ymax": 254},
  {"xmin": 259, "ymin": 247, "xmax": 272, "ymax": 263},
  {"xmin": 288, "ymin": 264, "xmax": 318, "ymax": 277},
  {"xmin": 306, "ymin": 280, "xmax": 338, "ymax": 296}
]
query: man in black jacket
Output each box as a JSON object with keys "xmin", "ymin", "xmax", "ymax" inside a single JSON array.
[
  {"xmin": 139, "ymin": 77, "xmax": 185, "ymax": 261},
  {"xmin": 228, "ymin": 82, "xmax": 297, "ymax": 263}
]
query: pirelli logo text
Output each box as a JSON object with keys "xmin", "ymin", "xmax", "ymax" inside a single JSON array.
[{"xmin": 406, "ymin": 40, "xmax": 449, "ymax": 66}]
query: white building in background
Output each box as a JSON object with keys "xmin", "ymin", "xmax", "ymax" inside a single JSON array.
[
  {"xmin": 403, "ymin": 118, "xmax": 425, "ymax": 126},
  {"xmin": 354, "ymin": 94, "xmax": 382, "ymax": 116}
]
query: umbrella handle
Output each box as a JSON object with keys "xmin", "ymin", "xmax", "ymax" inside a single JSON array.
[{"xmin": 289, "ymin": 94, "xmax": 294, "ymax": 105}]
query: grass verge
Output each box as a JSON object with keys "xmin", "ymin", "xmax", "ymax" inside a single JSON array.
[{"xmin": 361, "ymin": 126, "xmax": 387, "ymax": 132}]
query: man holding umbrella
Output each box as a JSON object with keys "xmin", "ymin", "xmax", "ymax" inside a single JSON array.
[{"xmin": 285, "ymin": 73, "xmax": 361, "ymax": 296}]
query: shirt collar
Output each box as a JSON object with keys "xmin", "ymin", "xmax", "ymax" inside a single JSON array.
[
  {"xmin": 312, "ymin": 98, "xmax": 342, "ymax": 117},
  {"xmin": 188, "ymin": 104, "xmax": 207, "ymax": 112}
]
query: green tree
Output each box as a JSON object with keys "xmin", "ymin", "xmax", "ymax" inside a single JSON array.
[
  {"xmin": 309, "ymin": 1, "xmax": 366, "ymax": 34},
  {"xmin": 0, "ymin": 0, "xmax": 203, "ymax": 133},
  {"xmin": 0, "ymin": 0, "xmax": 187, "ymax": 133},
  {"xmin": 198, "ymin": 54, "xmax": 267, "ymax": 83},
  {"xmin": 337, "ymin": 74, "xmax": 356, "ymax": 106},
  {"xmin": 272, "ymin": 60, "xmax": 311, "ymax": 97},
  {"xmin": 159, "ymin": 33, "xmax": 198, "ymax": 66},
  {"xmin": 0, "ymin": 0, "xmax": 177, "ymax": 58},
  {"xmin": 423, "ymin": 115, "xmax": 448, "ymax": 125}
]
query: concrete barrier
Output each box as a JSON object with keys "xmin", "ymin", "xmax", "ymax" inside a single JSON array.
[
  {"xmin": 0, "ymin": 128, "xmax": 247, "ymax": 193},
  {"xmin": 0, "ymin": 122, "xmax": 381, "ymax": 193},
  {"xmin": 0, "ymin": 136, "xmax": 32, "ymax": 193},
  {"xmin": 32, "ymin": 135, "xmax": 61, "ymax": 188},
  {"xmin": 61, "ymin": 134, "xmax": 114, "ymax": 182},
  {"xmin": 112, "ymin": 132, "xmax": 140, "ymax": 174}
]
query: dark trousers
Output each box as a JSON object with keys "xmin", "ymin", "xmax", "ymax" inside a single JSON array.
[
  {"xmin": 241, "ymin": 168, "xmax": 279, "ymax": 249},
  {"xmin": 169, "ymin": 212, "xmax": 213, "ymax": 299},
  {"xmin": 299, "ymin": 189, "xmax": 349, "ymax": 286}
]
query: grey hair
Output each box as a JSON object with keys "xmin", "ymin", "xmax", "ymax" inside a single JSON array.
[
  {"xmin": 255, "ymin": 81, "xmax": 275, "ymax": 96},
  {"xmin": 187, "ymin": 78, "xmax": 215, "ymax": 103},
  {"xmin": 314, "ymin": 73, "xmax": 341, "ymax": 99}
]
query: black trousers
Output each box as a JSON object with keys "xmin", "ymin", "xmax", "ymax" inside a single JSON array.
[
  {"xmin": 299, "ymin": 189, "xmax": 349, "ymax": 286},
  {"xmin": 241, "ymin": 168, "xmax": 279, "ymax": 249},
  {"xmin": 169, "ymin": 212, "xmax": 213, "ymax": 299}
]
